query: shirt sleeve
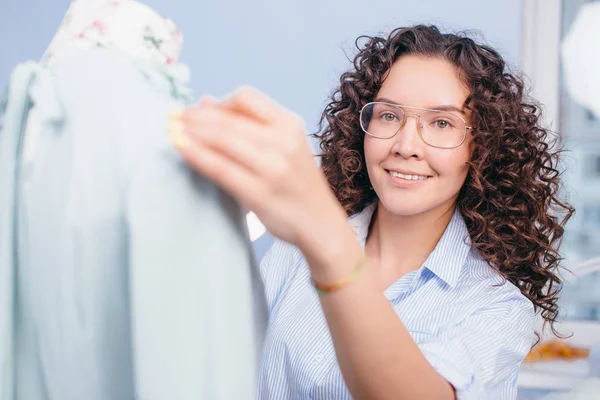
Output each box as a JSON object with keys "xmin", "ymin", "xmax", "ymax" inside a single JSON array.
[
  {"xmin": 259, "ymin": 239, "xmax": 303, "ymax": 314},
  {"xmin": 418, "ymin": 296, "xmax": 535, "ymax": 400}
]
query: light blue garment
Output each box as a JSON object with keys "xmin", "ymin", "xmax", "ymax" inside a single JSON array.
[
  {"xmin": 0, "ymin": 64, "xmax": 33, "ymax": 400},
  {"xmin": 0, "ymin": 48, "xmax": 266, "ymax": 400},
  {"xmin": 258, "ymin": 203, "xmax": 536, "ymax": 400}
]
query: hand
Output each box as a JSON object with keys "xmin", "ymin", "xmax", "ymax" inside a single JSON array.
[{"xmin": 169, "ymin": 87, "xmax": 349, "ymax": 254}]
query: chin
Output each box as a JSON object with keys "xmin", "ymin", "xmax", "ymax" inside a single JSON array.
[
  {"xmin": 375, "ymin": 186, "xmax": 460, "ymax": 218},
  {"xmin": 376, "ymin": 195, "xmax": 434, "ymax": 217}
]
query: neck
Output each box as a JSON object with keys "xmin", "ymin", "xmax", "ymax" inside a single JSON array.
[{"xmin": 365, "ymin": 200, "xmax": 456, "ymax": 285}]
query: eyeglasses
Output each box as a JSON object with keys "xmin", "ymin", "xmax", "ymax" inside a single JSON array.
[{"xmin": 359, "ymin": 102, "xmax": 474, "ymax": 149}]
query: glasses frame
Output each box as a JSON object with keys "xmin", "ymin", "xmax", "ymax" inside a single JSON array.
[{"xmin": 359, "ymin": 101, "xmax": 475, "ymax": 149}]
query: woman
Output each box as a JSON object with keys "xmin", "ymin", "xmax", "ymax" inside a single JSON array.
[{"xmin": 169, "ymin": 25, "xmax": 573, "ymax": 399}]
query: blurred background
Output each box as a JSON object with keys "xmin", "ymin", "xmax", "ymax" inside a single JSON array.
[
  {"xmin": 2, "ymin": 0, "xmax": 599, "ymax": 398},
  {"xmin": 0, "ymin": 0, "xmax": 530, "ymax": 267}
]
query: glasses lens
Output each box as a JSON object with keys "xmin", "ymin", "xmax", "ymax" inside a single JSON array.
[
  {"xmin": 419, "ymin": 110, "xmax": 467, "ymax": 148},
  {"xmin": 360, "ymin": 102, "xmax": 404, "ymax": 139}
]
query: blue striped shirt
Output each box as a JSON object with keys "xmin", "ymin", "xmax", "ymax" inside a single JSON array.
[{"xmin": 257, "ymin": 203, "xmax": 536, "ymax": 399}]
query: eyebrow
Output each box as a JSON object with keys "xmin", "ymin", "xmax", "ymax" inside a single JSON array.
[{"xmin": 374, "ymin": 97, "xmax": 466, "ymax": 115}]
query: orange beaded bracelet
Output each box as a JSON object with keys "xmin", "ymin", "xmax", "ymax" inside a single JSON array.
[{"xmin": 313, "ymin": 252, "xmax": 365, "ymax": 295}]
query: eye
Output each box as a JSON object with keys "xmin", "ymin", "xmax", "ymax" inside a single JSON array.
[
  {"xmin": 380, "ymin": 112, "xmax": 398, "ymax": 122},
  {"xmin": 433, "ymin": 119, "xmax": 453, "ymax": 129}
]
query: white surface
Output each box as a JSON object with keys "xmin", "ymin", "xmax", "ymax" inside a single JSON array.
[
  {"xmin": 539, "ymin": 378, "xmax": 600, "ymax": 400},
  {"xmin": 246, "ymin": 211, "xmax": 266, "ymax": 241},
  {"xmin": 520, "ymin": 259, "xmax": 600, "ymax": 391},
  {"xmin": 561, "ymin": 1, "xmax": 600, "ymax": 119},
  {"xmin": 518, "ymin": 320, "xmax": 600, "ymax": 390},
  {"xmin": 521, "ymin": 0, "xmax": 562, "ymax": 132}
]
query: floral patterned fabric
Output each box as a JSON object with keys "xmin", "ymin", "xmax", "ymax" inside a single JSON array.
[{"xmin": 41, "ymin": 0, "xmax": 184, "ymax": 67}]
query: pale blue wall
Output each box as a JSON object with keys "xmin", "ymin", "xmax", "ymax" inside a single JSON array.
[
  {"xmin": 1, "ymin": 0, "xmax": 522, "ymax": 129},
  {"xmin": 0, "ymin": 0, "xmax": 523, "ymax": 258}
]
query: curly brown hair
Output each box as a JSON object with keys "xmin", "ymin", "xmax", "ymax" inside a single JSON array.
[{"xmin": 314, "ymin": 25, "xmax": 574, "ymax": 331}]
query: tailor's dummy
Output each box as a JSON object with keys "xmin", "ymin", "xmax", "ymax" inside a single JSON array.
[{"xmin": 0, "ymin": 1, "xmax": 267, "ymax": 399}]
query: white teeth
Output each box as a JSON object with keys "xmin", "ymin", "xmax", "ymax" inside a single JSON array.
[{"xmin": 389, "ymin": 171, "xmax": 427, "ymax": 181}]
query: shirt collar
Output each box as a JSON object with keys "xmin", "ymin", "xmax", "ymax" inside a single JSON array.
[
  {"xmin": 348, "ymin": 203, "xmax": 471, "ymax": 288},
  {"xmin": 421, "ymin": 208, "xmax": 471, "ymax": 287}
]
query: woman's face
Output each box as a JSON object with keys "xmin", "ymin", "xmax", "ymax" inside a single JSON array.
[{"xmin": 364, "ymin": 54, "xmax": 474, "ymax": 217}]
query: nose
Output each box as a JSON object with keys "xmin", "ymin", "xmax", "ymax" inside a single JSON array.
[{"xmin": 390, "ymin": 112, "xmax": 425, "ymax": 159}]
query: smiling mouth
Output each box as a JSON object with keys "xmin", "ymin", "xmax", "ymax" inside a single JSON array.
[{"xmin": 386, "ymin": 170, "xmax": 431, "ymax": 181}]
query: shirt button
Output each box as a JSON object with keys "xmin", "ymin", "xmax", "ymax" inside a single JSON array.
[{"xmin": 314, "ymin": 353, "xmax": 324, "ymax": 363}]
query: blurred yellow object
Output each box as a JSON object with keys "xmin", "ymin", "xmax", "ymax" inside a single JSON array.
[{"xmin": 525, "ymin": 340, "xmax": 590, "ymax": 363}]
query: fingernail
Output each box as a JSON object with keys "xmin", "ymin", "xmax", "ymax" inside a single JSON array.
[
  {"xmin": 167, "ymin": 119, "xmax": 189, "ymax": 149},
  {"xmin": 168, "ymin": 119, "xmax": 185, "ymax": 134},
  {"xmin": 169, "ymin": 109, "xmax": 184, "ymax": 122},
  {"xmin": 169, "ymin": 129, "xmax": 190, "ymax": 150}
]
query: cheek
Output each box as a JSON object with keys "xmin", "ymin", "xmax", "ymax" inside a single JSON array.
[
  {"xmin": 427, "ymin": 146, "xmax": 471, "ymax": 180},
  {"xmin": 363, "ymin": 137, "xmax": 386, "ymax": 170}
]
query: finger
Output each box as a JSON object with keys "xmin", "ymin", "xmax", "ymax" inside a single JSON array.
[
  {"xmin": 220, "ymin": 86, "xmax": 291, "ymax": 126},
  {"xmin": 198, "ymin": 96, "xmax": 218, "ymax": 108},
  {"xmin": 197, "ymin": 126, "xmax": 278, "ymax": 178},
  {"xmin": 181, "ymin": 105, "xmax": 275, "ymax": 148},
  {"xmin": 182, "ymin": 105, "xmax": 314, "ymax": 179},
  {"xmin": 171, "ymin": 130, "xmax": 267, "ymax": 209},
  {"xmin": 172, "ymin": 107, "xmax": 281, "ymax": 177}
]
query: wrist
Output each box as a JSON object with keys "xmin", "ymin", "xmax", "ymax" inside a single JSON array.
[
  {"xmin": 298, "ymin": 216, "xmax": 362, "ymax": 284},
  {"xmin": 313, "ymin": 251, "xmax": 365, "ymax": 295}
]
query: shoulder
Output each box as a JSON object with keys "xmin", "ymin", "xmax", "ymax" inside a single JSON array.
[
  {"xmin": 51, "ymin": 48, "xmax": 190, "ymax": 105},
  {"xmin": 260, "ymin": 238, "xmax": 303, "ymax": 269},
  {"xmin": 420, "ymin": 250, "xmax": 536, "ymax": 397},
  {"xmin": 459, "ymin": 248, "xmax": 535, "ymax": 322}
]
